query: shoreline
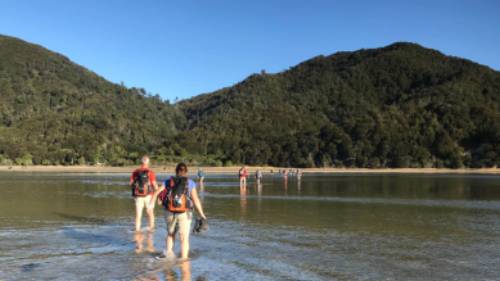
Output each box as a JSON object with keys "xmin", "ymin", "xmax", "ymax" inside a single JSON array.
[{"xmin": 0, "ymin": 165, "xmax": 499, "ymax": 175}]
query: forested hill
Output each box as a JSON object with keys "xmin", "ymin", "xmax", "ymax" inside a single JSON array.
[
  {"xmin": 1, "ymin": 35, "xmax": 499, "ymax": 168},
  {"xmin": 0, "ymin": 35, "xmax": 185, "ymax": 165},
  {"xmin": 180, "ymin": 42, "xmax": 500, "ymax": 168}
]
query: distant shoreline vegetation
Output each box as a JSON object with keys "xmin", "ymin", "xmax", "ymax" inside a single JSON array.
[
  {"xmin": 0, "ymin": 35, "xmax": 499, "ymax": 168},
  {"xmin": 0, "ymin": 165, "xmax": 498, "ymax": 174}
]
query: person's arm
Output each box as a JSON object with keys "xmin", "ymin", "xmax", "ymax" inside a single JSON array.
[
  {"xmin": 148, "ymin": 180, "xmax": 159, "ymax": 202},
  {"xmin": 150, "ymin": 171, "xmax": 159, "ymax": 191},
  {"xmin": 129, "ymin": 171, "xmax": 135, "ymax": 185},
  {"xmin": 148, "ymin": 183, "xmax": 165, "ymax": 209},
  {"xmin": 148, "ymin": 171, "xmax": 159, "ymax": 203},
  {"xmin": 190, "ymin": 188, "xmax": 206, "ymax": 220}
]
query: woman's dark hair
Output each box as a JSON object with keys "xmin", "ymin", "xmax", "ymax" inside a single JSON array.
[{"xmin": 176, "ymin": 162, "xmax": 188, "ymax": 175}]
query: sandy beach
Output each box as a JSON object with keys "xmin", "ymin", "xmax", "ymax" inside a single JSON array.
[{"xmin": 0, "ymin": 165, "xmax": 498, "ymax": 174}]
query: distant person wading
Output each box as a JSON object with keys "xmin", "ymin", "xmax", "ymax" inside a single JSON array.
[
  {"xmin": 197, "ymin": 168, "xmax": 205, "ymax": 185},
  {"xmin": 255, "ymin": 169, "xmax": 263, "ymax": 184},
  {"xmin": 239, "ymin": 166, "xmax": 249, "ymax": 186},
  {"xmin": 130, "ymin": 156, "xmax": 158, "ymax": 232}
]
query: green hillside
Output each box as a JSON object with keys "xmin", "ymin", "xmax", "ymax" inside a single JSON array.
[
  {"xmin": 1, "ymin": 35, "xmax": 499, "ymax": 168},
  {"xmin": 0, "ymin": 35, "xmax": 185, "ymax": 165},
  {"xmin": 180, "ymin": 43, "xmax": 500, "ymax": 168}
]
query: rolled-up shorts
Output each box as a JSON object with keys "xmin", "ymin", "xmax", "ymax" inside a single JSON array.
[
  {"xmin": 164, "ymin": 210, "xmax": 193, "ymax": 236},
  {"xmin": 135, "ymin": 195, "xmax": 153, "ymax": 211}
]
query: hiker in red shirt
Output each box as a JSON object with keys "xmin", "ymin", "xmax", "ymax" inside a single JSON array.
[
  {"xmin": 239, "ymin": 166, "xmax": 248, "ymax": 187},
  {"xmin": 130, "ymin": 155, "xmax": 158, "ymax": 232}
]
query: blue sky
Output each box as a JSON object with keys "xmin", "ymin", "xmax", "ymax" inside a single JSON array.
[{"xmin": 1, "ymin": 0, "xmax": 499, "ymax": 100}]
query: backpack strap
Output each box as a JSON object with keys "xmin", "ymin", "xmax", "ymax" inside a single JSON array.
[
  {"xmin": 166, "ymin": 176, "xmax": 174, "ymax": 192},
  {"xmin": 168, "ymin": 176, "xmax": 190, "ymax": 195},
  {"xmin": 184, "ymin": 179, "xmax": 191, "ymax": 199}
]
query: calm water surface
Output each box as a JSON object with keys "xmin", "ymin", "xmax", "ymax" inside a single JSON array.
[{"xmin": 0, "ymin": 172, "xmax": 499, "ymax": 280}]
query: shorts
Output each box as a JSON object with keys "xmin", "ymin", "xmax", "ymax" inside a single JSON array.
[
  {"xmin": 164, "ymin": 210, "xmax": 193, "ymax": 237},
  {"xmin": 135, "ymin": 195, "xmax": 153, "ymax": 211}
]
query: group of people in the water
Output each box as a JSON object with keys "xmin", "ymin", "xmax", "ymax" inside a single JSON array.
[
  {"xmin": 130, "ymin": 156, "xmax": 302, "ymax": 262},
  {"xmin": 238, "ymin": 166, "xmax": 302, "ymax": 186},
  {"xmin": 277, "ymin": 168, "xmax": 303, "ymax": 180}
]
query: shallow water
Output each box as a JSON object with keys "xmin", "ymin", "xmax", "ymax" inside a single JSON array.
[{"xmin": 0, "ymin": 172, "xmax": 499, "ymax": 280}]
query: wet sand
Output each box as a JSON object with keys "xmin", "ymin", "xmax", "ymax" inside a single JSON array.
[{"xmin": 0, "ymin": 165, "xmax": 498, "ymax": 174}]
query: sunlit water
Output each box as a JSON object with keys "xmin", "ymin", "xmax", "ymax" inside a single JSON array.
[{"xmin": 0, "ymin": 172, "xmax": 499, "ymax": 280}]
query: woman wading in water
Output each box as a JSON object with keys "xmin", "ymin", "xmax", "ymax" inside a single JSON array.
[{"xmin": 150, "ymin": 163, "xmax": 208, "ymax": 260}]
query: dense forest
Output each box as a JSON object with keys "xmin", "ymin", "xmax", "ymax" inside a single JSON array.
[
  {"xmin": 180, "ymin": 43, "xmax": 500, "ymax": 168},
  {"xmin": 0, "ymin": 35, "xmax": 185, "ymax": 166},
  {"xmin": 1, "ymin": 35, "xmax": 499, "ymax": 167}
]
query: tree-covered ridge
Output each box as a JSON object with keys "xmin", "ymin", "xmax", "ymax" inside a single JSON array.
[
  {"xmin": 1, "ymin": 35, "xmax": 499, "ymax": 168},
  {"xmin": 180, "ymin": 42, "xmax": 500, "ymax": 168},
  {"xmin": 0, "ymin": 35, "xmax": 185, "ymax": 165}
]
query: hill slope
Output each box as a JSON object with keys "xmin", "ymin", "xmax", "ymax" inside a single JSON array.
[
  {"xmin": 180, "ymin": 43, "xmax": 500, "ymax": 168},
  {"xmin": 1, "ymin": 36, "xmax": 499, "ymax": 168},
  {"xmin": 0, "ymin": 35, "xmax": 185, "ymax": 165}
]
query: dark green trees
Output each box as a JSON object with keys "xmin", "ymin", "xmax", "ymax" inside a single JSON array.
[
  {"xmin": 0, "ymin": 35, "xmax": 185, "ymax": 165},
  {"xmin": 1, "ymin": 35, "xmax": 499, "ymax": 168},
  {"xmin": 180, "ymin": 43, "xmax": 500, "ymax": 168}
]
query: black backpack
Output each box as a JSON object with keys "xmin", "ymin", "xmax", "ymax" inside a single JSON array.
[
  {"xmin": 161, "ymin": 176, "xmax": 192, "ymax": 212},
  {"xmin": 131, "ymin": 170, "xmax": 152, "ymax": 197}
]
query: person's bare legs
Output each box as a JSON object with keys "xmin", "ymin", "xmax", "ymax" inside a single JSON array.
[
  {"xmin": 164, "ymin": 233, "xmax": 176, "ymax": 260},
  {"xmin": 165, "ymin": 212, "xmax": 176, "ymax": 258},
  {"xmin": 147, "ymin": 207, "xmax": 155, "ymax": 231},
  {"xmin": 239, "ymin": 177, "xmax": 247, "ymax": 188},
  {"xmin": 179, "ymin": 213, "xmax": 192, "ymax": 260},
  {"xmin": 179, "ymin": 233, "xmax": 190, "ymax": 260},
  {"xmin": 135, "ymin": 199, "xmax": 143, "ymax": 231},
  {"xmin": 166, "ymin": 233, "xmax": 175, "ymax": 252}
]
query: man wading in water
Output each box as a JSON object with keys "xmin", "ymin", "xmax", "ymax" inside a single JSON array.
[
  {"xmin": 151, "ymin": 163, "xmax": 208, "ymax": 260},
  {"xmin": 130, "ymin": 156, "xmax": 159, "ymax": 232}
]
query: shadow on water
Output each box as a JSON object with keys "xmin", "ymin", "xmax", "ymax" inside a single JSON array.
[
  {"xmin": 60, "ymin": 224, "xmax": 128, "ymax": 247},
  {"xmin": 54, "ymin": 212, "xmax": 129, "ymax": 246},
  {"xmin": 20, "ymin": 263, "xmax": 41, "ymax": 273},
  {"xmin": 54, "ymin": 212, "xmax": 109, "ymax": 224}
]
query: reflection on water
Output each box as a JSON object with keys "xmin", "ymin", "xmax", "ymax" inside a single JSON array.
[
  {"xmin": 133, "ymin": 259, "xmax": 193, "ymax": 281},
  {"xmin": 166, "ymin": 260, "xmax": 191, "ymax": 281},
  {"xmin": 0, "ymin": 172, "xmax": 500, "ymax": 280},
  {"xmin": 240, "ymin": 184, "xmax": 248, "ymax": 217},
  {"xmin": 256, "ymin": 182, "xmax": 262, "ymax": 197},
  {"xmin": 134, "ymin": 231, "xmax": 156, "ymax": 254}
]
